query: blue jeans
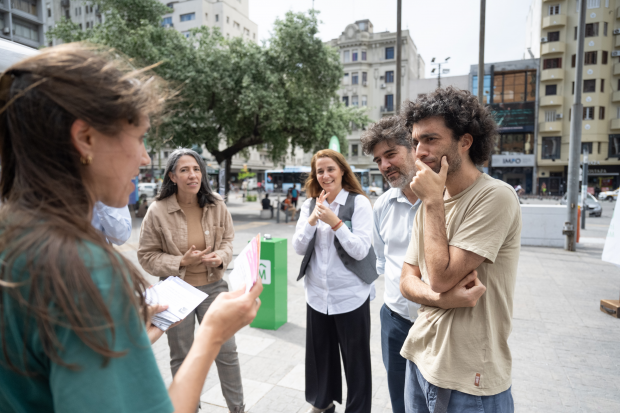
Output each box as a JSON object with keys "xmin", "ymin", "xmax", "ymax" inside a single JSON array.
[
  {"xmin": 380, "ymin": 304, "xmax": 413, "ymax": 413},
  {"xmin": 405, "ymin": 360, "xmax": 514, "ymax": 413}
]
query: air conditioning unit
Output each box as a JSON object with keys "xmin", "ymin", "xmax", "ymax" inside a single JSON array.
[
  {"xmin": 380, "ymin": 83, "xmax": 386, "ymax": 89},
  {"xmin": 556, "ymin": 113, "xmax": 563, "ymax": 120},
  {"xmin": 541, "ymin": 37, "xmax": 548, "ymax": 43},
  {"xmin": 613, "ymin": 28, "xmax": 620, "ymax": 35},
  {"xmin": 612, "ymin": 51, "xmax": 620, "ymax": 57},
  {"xmin": 362, "ymin": 81, "xmax": 367, "ymax": 86}
]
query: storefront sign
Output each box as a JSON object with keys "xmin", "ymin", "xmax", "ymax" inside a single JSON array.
[{"xmin": 491, "ymin": 154, "xmax": 535, "ymax": 167}]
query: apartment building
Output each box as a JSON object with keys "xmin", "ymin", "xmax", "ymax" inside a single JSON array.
[
  {"xmin": 326, "ymin": 19, "xmax": 425, "ymax": 183},
  {"xmin": 471, "ymin": 59, "xmax": 540, "ymax": 194},
  {"xmin": 0, "ymin": 0, "xmax": 47, "ymax": 48},
  {"xmin": 160, "ymin": 0, "xmax": 257, "ymax": 42},
  {"xmin": 538, "ymin": 0, "xmax": 620, "ymax": 195}
]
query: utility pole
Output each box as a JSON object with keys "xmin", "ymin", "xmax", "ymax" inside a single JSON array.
[
  {"xmin": 478, "ymin": 0, "xmax": 486, "ymax": 102},
  {"xmin": 564, "ymin": 0, "xmax": 586, "ymax": 251},
  {"xmin": 395, "ymin": 0, "xmax": 402, "ymax": 113},
  {"xmin": 581, "ymin": 147, "xmax": 589, "ymax": 229}
]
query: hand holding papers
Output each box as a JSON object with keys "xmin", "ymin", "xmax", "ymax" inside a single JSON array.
[
  {"xmin": 229, "ymin": 234, "xmax": 262, "ymax": 293},
  {"xmin": 145, "ymin": 277, "xmax": 208, "ymax": 331}
]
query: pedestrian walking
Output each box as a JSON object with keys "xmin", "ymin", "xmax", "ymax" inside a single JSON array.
[
  {"xmin": 138, "ymin": 149, "xmax": 245, "ymax": 413},
  {"xmin": 399, "ymin": 88, "xmax": 520, "ymax": 412},
  {"xmin": 292, "ymin": 149, "xmax": 378, "ymax": 413},
  {"xmin": 0, "ymin": 44, "xmax": 261, "ymax": 413}
]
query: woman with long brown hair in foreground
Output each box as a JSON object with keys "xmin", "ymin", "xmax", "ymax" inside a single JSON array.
[
  {"xmin": 0, "ymin": 43, "xmax": 261, "ymax": 413},
  {"xmin": 292, "ymin": 149, "xmax": 378, "ymax": 413}
]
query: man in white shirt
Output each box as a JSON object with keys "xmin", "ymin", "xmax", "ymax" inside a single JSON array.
[
  {"xmin": 91, "ymin": 202, "xmax": 132, "ymax": 245},
  {"xmin": 362, "ymin": 117, "xmax": 420, "ymax": 413}
]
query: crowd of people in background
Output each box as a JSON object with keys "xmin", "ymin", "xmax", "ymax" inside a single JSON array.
[{"xmin": 0, "ymin": 45, "xmax": 521, "ymax": 413}]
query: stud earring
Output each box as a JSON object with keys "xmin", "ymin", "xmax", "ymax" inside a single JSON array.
[{"xmin": 80, "ymin": 155, "xmax": 93, "ymax": 165}]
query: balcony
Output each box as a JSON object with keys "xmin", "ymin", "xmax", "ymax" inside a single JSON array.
[
  {"xmin": 541, "ymin": 68, "xmax": 563, "ymax": 82},
  {"xmin": 540, "ymin": 96, "xmax": 562, "ymax": 106},
  {"xmin": 611, "ymin": 119, "xmax": 620, "ymax": 130},
  {"xmin": 540, "ymin": 121, "xmax": 563, "ymax": 134},
  {"xmin": 542, "ymin": 14, "xmax": 567, "ymax": 29},
  {"xmin": 541, "ymin": 41, "xmax": 565, "ymax": 56}
]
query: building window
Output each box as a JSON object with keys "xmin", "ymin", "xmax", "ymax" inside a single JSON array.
[
  {"xmin": 602, "ymin": 51, "xmax": 608, "ymax": 64},
  {"xmin": 352, "ymin": 72, "xmax": 359, "ymax": 85},
  {"xmin": 582, "ymin": 142, "xmax": 593, "ymax": 154},
  {"xmin": 542, "ymin": 136, "xmax": 561, "ymax": 159},
  {"xmin": 344, "ymin": 50, "xmax": 350, "ymax": 63},
  {"xmin": 599, "ymin": 106, "xmax": 605, "ymax": 119},
  {"xmin": 584, "ymin": 51, "xmax": 597, "ymax": 65},
  {"xmin": 546, "ymin": 84, "xmax": 558, "ymax": 95},
  {"xmin": 385, "ymin": 94, "xmax": 394, "ymax": 111},
  {"xmin": 609, "ymin": 134, "xmax": 620, "ymax": 157},
  {"xmin": 543, "ymin": 58, "xmax": 562, "ymax": 69},
  {"xmin": 548, "ymin": 31, "xmax": 560, "ymax": 42},
  {"xmin": 13, "ymin": 19, "xmax": 39, "ymax": 41},
  {"xmin": 362, "ymin": 72, "xmax": 367, "ymax": 84},
  {"xmin": 549, "ymin": 4, "xmax": 560, "ymax": 15},
  {"xmin": 180, "ymin": 13, "xmax": 195, "ymax": 22},
  {"xmin": 601, "ymin": 79, "xmax": 605, "ymax": 92},
  {"xmin": 352, "ymin": 96, "xmax": 359, "ymax": 106},
  {"xmin": 583, "ymin": 106, "xmax": 595, "ymax": 120},
  {"xmin": 545, "ymin": 110, "xmax": 557, "ymax": 122},
  {"xmin": 584, "ymin": 79, "xmax": 596, "ymax": 92},
  {"xmin": 215, "ymin": 14, "xmax": 219, "ymax": 22},
  {"xmin": 361, "ymin": 95, "xmax": 367, "ymax": 106},
  {"xmin": 385, "ymin": 47, "xmax": 394, "ymax": 60},
  {"xmin": 585, "ymin": 23, "xmax": 599, "ymax": 37},
  {"xmin": 342, "ymin": 96, "xmax": 349, "ymax": 107},
  {"xmin": 361, "ymin": 50, "xmax": 367, "ymax": 61},
  {"xmin": 162, "ymin": 16, "xmax": 172, "ymax": 26},
  {"xmin": 352, "ymin": 49, "xmax": 358, "ymax": 62},
  {"xmin": 351, "ymin": 144, "xmax": 359, "ymax": 157},
  {"xmin": 385, "ymin": 71, "xmax": 394, "ymax": 83}
]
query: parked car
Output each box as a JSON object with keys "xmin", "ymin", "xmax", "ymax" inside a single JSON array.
[
  {"xmin": 560, "ymin": 193, "xmax": 602, "ymax": 217},
  {"xmin": 598, "ymin": 188, "xmax": 619, "ymax": 202},
  {"xmin": 368, "ymin": 186, "xmax": 384, "ymax": 196},
  {"xmin": 138, "ymin": 183, "xmax": 159, "ymax": 198}
]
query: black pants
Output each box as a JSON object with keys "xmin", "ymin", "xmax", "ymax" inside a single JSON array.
[{"xmin": 305, "ymin": 297, "xmax": 372, "ymax": 413}]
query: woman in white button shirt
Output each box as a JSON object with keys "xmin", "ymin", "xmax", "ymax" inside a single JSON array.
[{"xmin": 293, "ymin": 149, "xmax": 376, "ymax": 413}]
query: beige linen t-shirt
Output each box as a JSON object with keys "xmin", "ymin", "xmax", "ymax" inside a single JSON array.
[{"xmin": 400, "ymin": 173, "xmax": 522, "ymax": 396}]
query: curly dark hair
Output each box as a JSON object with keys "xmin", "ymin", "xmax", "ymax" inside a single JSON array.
[
  {"xmin": 360, "ymin": 115, "xmax": 412, "ymax": 156},
  {"xmin": 402, "ymin": 87, "xmax": 497, "ymax": 166}
]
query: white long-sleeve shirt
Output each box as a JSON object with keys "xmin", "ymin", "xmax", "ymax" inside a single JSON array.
[
  {"xmin": 91, "ymin": 202, "xmax": 132, "ymax": 246},
  {"xmin": 373, "ymin": 188, "xmax": 421, "ymax": 321},
  {"xmin": 293, "ymin": 189, "xmax": 373, "ymax": 315}
]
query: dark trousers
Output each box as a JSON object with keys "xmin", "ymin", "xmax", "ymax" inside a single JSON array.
[
  {"xmin": 305, "ymin": 298, "xmax": 372, "ymax": 413},
  {"xmin": 380, "ymin": 304, "xmax": 414, "ymax": 413}
]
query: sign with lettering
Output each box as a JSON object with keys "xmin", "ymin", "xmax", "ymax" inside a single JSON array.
[{"xmin": 491, "ymin": 154, "xmax": 535, "ymax": 167}]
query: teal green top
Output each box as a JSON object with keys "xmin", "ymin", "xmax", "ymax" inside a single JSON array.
[{"xmin": 0, "ymin": 241, "xmax": 174, "ymax": 413}]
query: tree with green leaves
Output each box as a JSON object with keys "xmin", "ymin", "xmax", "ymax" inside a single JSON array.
[{"xmin": 48, "ymin": 1, "xmax": 370, "ymax": 193}]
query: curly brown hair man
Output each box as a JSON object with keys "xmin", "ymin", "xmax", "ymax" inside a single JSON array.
[{"xmin": 398, "ymin": 87, "xmax": 521, "ymax": 413}]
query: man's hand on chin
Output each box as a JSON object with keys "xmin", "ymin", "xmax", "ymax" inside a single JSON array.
[{"xmin": 410, "ymin": 156, "xmax": 448, "ymax": 204}]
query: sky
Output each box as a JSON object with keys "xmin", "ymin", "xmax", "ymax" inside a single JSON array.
[{"xmin": 249, "ymin": 0, "xmax": 534, "ymax": 79}]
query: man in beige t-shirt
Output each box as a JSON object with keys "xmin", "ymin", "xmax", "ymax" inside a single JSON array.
[{"xmin": 399, "ymin": 87, "xmax": 521, "ymax": 413}]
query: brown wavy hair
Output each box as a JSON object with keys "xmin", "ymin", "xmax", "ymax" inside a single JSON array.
[
  {"xmin": 304, "ymin": 149, "xmax": 367, "ymax": 199},
  {"xmin": 401, "ymin": 87, "xmax": 497, "ymax": 166},
  {"xmin": 0, "ymin": 43, "xmax": 168, "ymax": 375}
]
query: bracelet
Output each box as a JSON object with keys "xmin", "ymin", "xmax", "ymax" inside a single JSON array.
[{"xmin": 332, "ymin": 220, "xmax": 342, "ymax": 231}]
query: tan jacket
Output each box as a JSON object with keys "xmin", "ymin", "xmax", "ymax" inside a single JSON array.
[{"xmin": 138, "ymin": 193, "xmax": 234, "ymax": 282}]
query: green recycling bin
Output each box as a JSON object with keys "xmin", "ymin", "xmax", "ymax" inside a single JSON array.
[{"xmin": 250, "ymin": 237, "xmax": 287, "ymax": 330}]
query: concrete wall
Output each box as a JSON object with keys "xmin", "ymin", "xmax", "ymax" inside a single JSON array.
[{"xmin": 521, "ymin": 204, "xmax": 566, "ymax": 247}]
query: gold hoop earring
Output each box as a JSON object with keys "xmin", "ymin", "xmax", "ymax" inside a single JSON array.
[{"xmin": 80, "ymin": 155, "xmax": 93, "ymax": 165}]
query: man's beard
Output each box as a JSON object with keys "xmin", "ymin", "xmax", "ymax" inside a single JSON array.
[{"xmin": 384, "ymin": 156, "xmax": 416, "ymax": 190}]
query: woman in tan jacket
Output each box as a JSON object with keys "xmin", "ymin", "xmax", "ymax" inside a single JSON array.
[{"xmin": 138, "ymin": 148, "xmax": 244, "ymax": 413}]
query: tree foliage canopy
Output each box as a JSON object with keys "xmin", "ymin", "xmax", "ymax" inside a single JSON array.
[{"xmin": 48, "ymin": 1, "xmax": 370, "ymax": 167}]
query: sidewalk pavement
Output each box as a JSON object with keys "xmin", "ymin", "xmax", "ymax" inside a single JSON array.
[{"xmin": 117, "ymin": 195, "xmax": 620, "ymax": 412}]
